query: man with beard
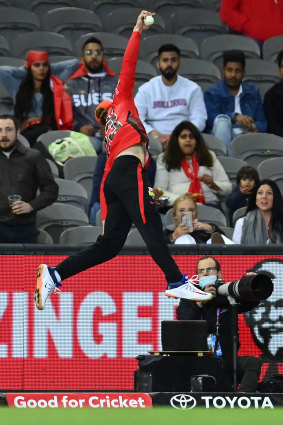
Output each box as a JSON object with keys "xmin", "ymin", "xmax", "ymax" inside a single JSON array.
[
  {"xmin": 134, "ymin": 44, "xmax": 207, "ymax": 149},
  {"xmin": 204, "ymin": 50, "xmax": 267, "ymax": 156},
  {"xmin": 63, "ymin": 37, "xmax": 118, "ymax": 153},
  {"xmin": 0, "ymin": 114, "xmax": 58, "ymax": 243}
]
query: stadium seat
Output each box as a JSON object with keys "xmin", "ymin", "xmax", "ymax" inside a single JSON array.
[
  {"xmin": 257, "ymin": 158, "xmax": 283, "ymax": 194},
  {"xmin": 201, "ymin": 34, "xmax": 261, "ymax": 69},
  {"xmin": 36, "ymin": 203, "xmax": 89, "ymax": 243},
  {"xmin": 63, "ymin": 156, "xmax": 98, "ymax": 199},
  {"xmin": 36, "ymin": 130, "xmax": 71, "ymax": 150},
  {"xmin": 0, "ymin": 35, "xmax": 9, "ymax": 56},
  {"xmin": 93, "ymin": 0, "xmax": 135, "ymax": 18},
  {"xmin": 178, "ymin": 58, "xmax": 221, "ymax": 92},
  {"xmin": 165, "ymin": 203, "xmax": 227, "ymax": 227},
  {"xmin": 107, "ymin": 57, "xmax": 157, "ymax": 83},
  {"xmin": 262, "ymin": 36, "xmax": 283, "ymax": 63},
  {"xmin": 17, "ymin": 134, "xmax": 30, "ymax": 148},
  {"xmin": 42, "ymin": 7, "xmax": 103, "ymax": 44},
  {"xmin": 12, "ymin": 31, "xmax": 73, "ymax": 58},
  {"xmin": 75, "ymin": 32, "xmax": 128, "ymax": 58},
  {"xmin": 171, "ymin": 9, "xmax": 228, "ymax": 47},
  {"xmin": 55, "ymin": 178, "xmax": 89, "ymax": 213},
  {"xmin": 200, "ymin": 0, "xmax": 221, "ymax": 10},
  {"xmin": 0, "ymin": 7, "xmax": 40, "ymax": 39},
  {"xmin": 0, "ymin": 56, "xmax": 25, "ymax": 66},
  {"xmin": 29, "ymin": 0, "xmax": 90, "ymax": 23},
  {"xmin": 59, "ymin": 225, "xmax": 103, "ymax": 245},
  {"xmin": 219, "ymin": 226, "xmax": 234, "ymax": 240},
  {"xmin": 124, "ymin": 228, "xmax": 146, "ymax": 247},
  {"xmin": 202, "ymin": 133, "xmax": 226, "ymax": 156},
  {"xmin": 38, "ymin": 228, "xmax": 54, "ymax": 244},
  {"xmin": 154, "ymin": 1, "xmax": 203, "ymax": 28},
  {"xmin": 217, "ymin": 156, "xmax": 248, "ymax": 187},
  {"xmin": 232, "ymin": 206, "xmax": 246, "ymax": 226},
  {"xmin": 46, "ymin": 158, "xmax": 59, "ymax": 177},
  {"xmin": 243, "ymin": 59, "xmax": 280, "ymax": 98},
  {"xmin": 231, "ymin": 133, "xmax": 283, "ymax": 168},
  {"xmin": 104, "ymin": 8, "xmax": 166, "ymax": 38},
  {"xmin": 140, "ymin": 34, "xmax": 199, "ymax": 66}
]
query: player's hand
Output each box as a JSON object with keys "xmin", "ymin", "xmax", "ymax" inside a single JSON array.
[{"xmin": 133, "ymin": 10, "xmax": 155, "ymax": 33}]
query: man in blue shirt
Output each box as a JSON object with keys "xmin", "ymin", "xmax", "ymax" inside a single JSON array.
[{"xmin": 204, "ymin": 50, "xmax": 267, "ymax": 156}]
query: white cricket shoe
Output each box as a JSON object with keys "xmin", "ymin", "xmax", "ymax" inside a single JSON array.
[
  {"xmin": 165, "ymin": 274, "xmax": 213, "ymax": 301},
  {"xmin": 34, "ymin": 264, "xmax": 61, "ymax": 310}
]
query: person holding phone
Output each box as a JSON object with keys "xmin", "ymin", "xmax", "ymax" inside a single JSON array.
[{"xmin": 163, "ymin": 193, "xmax": 226, "ymax": 244}]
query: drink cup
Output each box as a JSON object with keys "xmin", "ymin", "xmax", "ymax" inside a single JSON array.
[{"xmin": 8, "ymin": 195, "xmax": 21, "ymax": 214}]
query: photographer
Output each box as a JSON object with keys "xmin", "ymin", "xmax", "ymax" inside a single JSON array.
[{"xmin": 177, "ymin": 256, "xmax": 262, "ymax": 392}]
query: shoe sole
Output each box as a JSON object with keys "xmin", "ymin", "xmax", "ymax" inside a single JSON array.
[
  {"xmin": 165, "ymin": 291, "xmax": 212, "ymax": 302},
  {"xmin": 34, "ymin": 265, "xmax": 44, "ymax": 310}
]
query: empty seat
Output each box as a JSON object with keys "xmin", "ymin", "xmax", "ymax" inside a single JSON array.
[
  {"xmin": 244, "ymin": 59, "xmax": 280, "ymax": 98},
  {"xmin": 38, "ymin": 228, "xmax": 54, "ymax": 244},
  {"xmin": 93, "ymin": 0, "xmax": 135, "ymax": 19},
  {"xmin": 201, "ymin": 34, "xmax": 261, "ymax": 69},
  {"xmin": 257, "ymin": 158, "xmax": 283, "ymax": 194},
  {"xmin": 63, "ymin": 156, "xmax": 98, "ymax": 199},
  {"xmin": 29, "ymin": 0, "xmax": 90, "ymax": 23},
  {"xmin": 12, "ymin": 31, "xmax": 73, "ymax": 59},
  {"xmin": 17, "ymin": 134, "xmax": 30, "ymax": 148},
  {"xmin": 75, "ymin": 32, "xmax": 128, "ymax": 58},
  {"xmin": 0, "ymin": 56, "xmax": 25, "ymax": 67},
  {"xmin": 231, "ymin": 133, "xmax": 283, "ymax": 168},
  {"xmin": 124, "ymin": 228, "xmax": 146, "ymax": 248},
  {"xmin": 36, "ymin": 130, "xmax": 71, "ymax": 149},
  {"xmin": 59, "ymin": 225, "xmax": 103, "ymax": 245},
  {"xmin": 171, "ymin": 9, "xmax": 228, "ymax": 47},
  {"xmin": 140, "ymin": 34, "xmax": 199, "ymax": 66},
  {"xmin": 262, "ymin": 36, "xmax": 283, "ymax": 63},
  {"xmin": 202, "ymin": 133, "xmax": 226, "ymax": 156},
  {"xmin": 55, "ymin": 178, "xmax": 89, "ymax": 212},
  {"xmin": 0, "ymin": 35, "xmax": 9, "ymax": 56},
  {"xmin": 217, "ymin": 156, "xmax": 248, "ymax": 187},
  {"xmin": 107, "ymin": 57, "xmax": 157, "ymax": 83},
  {"xmin": 36, "ymin": 203, "xmax": 89, "ymax": 243},
  {"xmin": 42, "ymin": 7, "xmax": 103, "ymax": 44},
  {"xmin": 178, "ymin": 58, "xmax": 221, "ymax": 92},
  {"xmin": 0, "ymin": 7, "xmax": 40, "ymax": 39},
  {"xmin": 154, "ymin": 1, "xmax": 203, "ymax": 28}
]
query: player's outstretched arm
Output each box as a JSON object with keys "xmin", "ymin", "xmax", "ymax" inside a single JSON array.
[{"xmin": 133, "ymin": 10, "xmax": 155, "ymax": 34}]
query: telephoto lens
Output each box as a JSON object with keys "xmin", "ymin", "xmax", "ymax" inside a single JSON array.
[{"xmin": 216, "ymin": 273, "xmax": 273, "ymax": 302}]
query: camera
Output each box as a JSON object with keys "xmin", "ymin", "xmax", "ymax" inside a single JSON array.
[{"xmin": 215, "ymin": 273, "xmax": 273, "ymax": 302}]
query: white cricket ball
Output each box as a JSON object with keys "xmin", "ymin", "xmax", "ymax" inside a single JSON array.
[{"xmin": 144, "ymin": 16, "xmax": 154, "ymax": 27}]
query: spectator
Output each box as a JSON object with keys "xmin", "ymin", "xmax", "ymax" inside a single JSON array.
[
  {"xmin": 0, "ymin": 51, "xmax": 74, "ymax": 146},
  {"xmin": 204, "ymin": 50, "xmax": 267, "ymax": 156},
  {"xmin": 264, "ymin": 50, "xmax": 283, "ymax": 137},
  {"xmin": 220, "ymin": 0, "xmax": 283, "ymax": 43},
  {"xmin": 0, "ymin": 114, "xmax": 58, "ymax": 243},
  {"xmin": 163, "ymin": 193, "xmax": 227, "ymax": 244},
  {"xmin": 177, "ymin": 255, "xmax": 262, "ymax": 392},
  {"xmin": 134, "ymin": 43, "xmax": 207, "ymax": 149},
  {"xmin": 232, "ymin": 179, "xmax": 283, "ymax": 244},
  {"xmin": 226, "ymin": 165, "xmax": 259, "ymax": 221},
  {"xmin": 63, "ymin": 37, "xmax": 119, "ymax": 154},
  {"xmin": 154, "ymin": 121, "xmax": 232, "ymax": 209}
]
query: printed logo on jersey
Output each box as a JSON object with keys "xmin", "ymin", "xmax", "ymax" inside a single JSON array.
[{"xmin": 105, "ymin": 109, "xmax": 122, "ymax": 154}]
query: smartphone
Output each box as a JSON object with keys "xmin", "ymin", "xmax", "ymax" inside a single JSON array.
[{"xmin": 181, "ymin": 211, "xmax": 193, "ymax": 232}]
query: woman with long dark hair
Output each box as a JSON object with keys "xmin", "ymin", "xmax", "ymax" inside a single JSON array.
[
  {"xmin": 233, "ymin": 179, "xmax": 283, "ymax": 244},
  {"xmin": 154, "ymin": 120, "xmax": 232, "ymax": 208},
  {"xmin": 0, "ymin": 51, "xmax": 73, "ymax": 145}
]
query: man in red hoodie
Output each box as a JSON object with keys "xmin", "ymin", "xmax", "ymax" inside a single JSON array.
[
  {"xmin": 220, "ymin": 0, "xmax": 283, "ymax": 43},
  {"xmin": 35, "ymin": 11, "xmax": 212, "ymax": 311}
]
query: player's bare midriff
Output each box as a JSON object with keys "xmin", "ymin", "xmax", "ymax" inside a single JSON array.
[{"xmin": 117, "ymin": 142, "xmax": 146, "ymax": 167}]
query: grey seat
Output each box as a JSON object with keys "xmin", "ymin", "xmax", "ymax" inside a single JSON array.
[
  {"xmin": 36, "ymin": 130, "xmax": 71, "ymax": 149},
  {"xmin": 140, "ymin": 34, "xmax": 199, "ymax": 66},
  {"xmin": 107, "ymin": 57, "xmax": 157, "ymax": 83},
  {"xmin": 46, "ymin": 158, "xmax": 59, "ymax": 177},
  {"xmin": 154, "ymin": 1, "xmax": 203, "ymax": 28},
  {"xmin": 201, "ymin": 34, "xmax": 261, "ymax": 69},
  {"xmin": 59, "ymin": 225, "xmax": 103, "ymax": 245},
  {"xmin": 29, "ymin": 0, "xmax": 90, "ymax": 23},
  {"xmin": 42, "ymin": 7, "xmax": 103, "ymax": 44},
  {"xmin": 202, "ymin": 133, "xmax": 226, "ymax": 156},
  {"xmin": 231, "ymin": 133, "xmax": 283, "ymax": 168},
  {"xmin": 165, "ymin": 203, "xmax": 227, "ymax": 227},
  {"xmin": 0, "ymin": 56, "xmax": 26, "ymax": 67},
  {"xmin": 171, "ymin": 9, "xmax": 228, "ymax": 47},
  {"xmin": 124, "ymin": 228, "xmax": 146, "ymax": 247},
  {"xmin": 217, "ymin": 156, "xmax": 248, "ymax": 187},
  {"xmin": 0, "ymin": 7, "xmax": 40, "ymax": 39},
  {"xmin": 93, "ymin": 0, "xmax": 135, "ymax": 19},
  {"xmin": 0, "ymin": 35, "xmax": 9, "ymax": 56},
  {"xmin": 12, "ymin": 31, "xmax": 73, "ymax": 58},
  {"xmin": 232, "ymin": 206, "xmax": 246, "ymax": 226},
  {"xmin": 219, "ymin": 226, "xmax": 234, "ymax": 240},
  {"xmin": 262, "ymin": 35, "xmax": 283, "ymax": 63},
  {"xmin": 244, "ymin": 59, "xmax": 280, "ymax": 98},
  {"xmin": 36, "ymin": 203, "xmax": 89, "ymax": 243},
  {"xmin": 257, "ymin": 158, "xmax": 283, "ymax": 194},
  {"xmin": 55, "ymin": 178, "xmax": 89, "ymax": 212},
  {"xmin": 63, "ymin": 156, "xmax": 98, "ymax": 199},
  {"xmin": 38, "ymin": 228, "xmax": 54, "ymax": 244},
  {"xmin": 104, "ymin": 8, "xmax": 166, "ymax": 38},
  {"xmin": 179, "ymin": 58, "xmax": 221, "ymax": 92},
  {"xmin": 17, "ymin": 134, "xmax": 30, "ymax": 148},
  {"xmin": 75, "ymin": 32, "xmax": 128, "ymax": 58}
]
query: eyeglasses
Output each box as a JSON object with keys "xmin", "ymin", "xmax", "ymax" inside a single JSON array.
[
  {"xmin": 84, "ymin": 50, "xmax": 104, "ymax": 57},
  {"xmin": 197, "ymin": 267, "xmax": 217, "ymax": 275}
]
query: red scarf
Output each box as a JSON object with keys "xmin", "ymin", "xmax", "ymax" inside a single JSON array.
[
  {"xmin": 181, "ymin": 154, "xmax": 205, "ymax": 203},
  {"xmin": 51, "ymin": 75, "xmax": 73, "ymax": 130}
]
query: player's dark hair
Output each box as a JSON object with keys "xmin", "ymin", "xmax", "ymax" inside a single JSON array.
[
  {"xmin": 0, "ymin": 114, "xmax": 20, "ymax": 132},
  {"xmin": 163, "ymin": 120, "xmax": 213, "ymax": 171},
  {"xmin": 158, "ymin": 44, "xmax": 180, "ymax": 57},
  {"xmin": 96, "ymin": 107, "xmax": 108, "ymax": 126},
  {"xmin": 223, "ymin": 50, "xmax": 245, "ymax": 69}
]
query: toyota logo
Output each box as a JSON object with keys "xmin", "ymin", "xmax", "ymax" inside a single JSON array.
[{"xmin": 170, "ymin": 394, "xmax": 197, "ymax": 410}]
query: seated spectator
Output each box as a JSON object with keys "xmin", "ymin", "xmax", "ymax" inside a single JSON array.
[
  {"xmin": 233, "ymin": 179, "xmax": 283, "ymax": 244},
  {"xmin": 89, "ymin": 151, "xmax": 156, "ymax": 225},
  {"xmin": 226, "ymin": 165, "xmax": 259, "ymax": 222},
  {"xmin": 220, "ymin": 0, "xmax": 283, "ymax": 43},
  {"xmin": 163, "ymin": 193, "xmax": 227, "ymax": 244},
  {"xmin": 154, "ymin": 121, "xmax": 232, "ymax": 210},
  {"xmin": 0, "ymin": 114, "xmax": 58, "ymax": 243},
  {"xmin": 264, "ymin": 50, "xmax": 283, "ymax": 137},
  {"xmin": 0, "ymin": 51, "xmax": 74, "ymax": 146},
  {"xmin": 204, "ymin": 50, "xmax": 267, "ymax": 156},
  {"xmin": 134, "ymin": 43, "xmax": 207, "ymax": 149}
]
